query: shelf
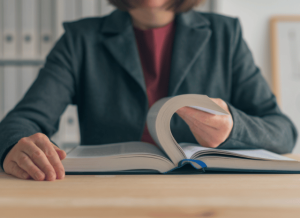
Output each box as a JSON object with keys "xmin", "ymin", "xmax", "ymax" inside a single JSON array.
[{"xmin": 0, "ymin": 60, "xmax": 45, "ymax": 66}]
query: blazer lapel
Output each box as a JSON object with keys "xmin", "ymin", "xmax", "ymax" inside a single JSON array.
[
  {"xmin": 168, "ymin": 11, "xmax": 212, "ymax": 96},
  {"xmin": 101, "ymin": 10, "xmax": 146, "ymax": 94}
]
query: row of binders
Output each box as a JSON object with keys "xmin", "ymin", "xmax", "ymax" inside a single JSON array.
[
  {"xmin": 0, "ymin": 0, "xmax": 115, "ymax": 147},
  {"xmin": 0, "ymin": 65, "xmax": 40, "ymax": 116},
  {"xmin": 0, "ymin": 0, "xmax": 114, "ymax": 60},
  {"xmin": 0, "ymin": 65, "xmax": 81, "ymax": 147}
]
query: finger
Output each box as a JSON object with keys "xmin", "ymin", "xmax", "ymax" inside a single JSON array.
[
  {"xmin": 181, "ymin": 114, "xmax": 226, "ymax": 148},
  {"xmin": 21, "ymin": 140, "xmax": 57, "ymax": 181},
  {"xmin": 210, "ymin": 98, "xmax": 230, "ymax": 113},
  {"xmin": 189, "ymin": 119, "xmax": 231, "ymax": 148},
  {"xmin": 5, "ymin": 161, "xmax": 30, "ymax": 180},
  {"xmin": 187, "ymin": 117, "xmax": 217, "ymax": 134},
  {"xmin": 52, "ymin": 145, "xmax": 67, "ymax": 160},
  {"xmin": 32, "ymin": 135, "xmax": 65, "ymax": 180},
  {"xmin": 15, "ymin": 152, "xmax": 46, "ymax": 181},
  {"xmin": 188, "ymin": 123, "xmax": 221, "ymax": 148},
  {"xmin": 177, "ymin": 107, "xmax": 220, "ymax": 128}
]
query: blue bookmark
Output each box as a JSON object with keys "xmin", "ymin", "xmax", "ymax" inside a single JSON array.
[
  {"xmin": 179, "ymin": 159, "xmax": 207, "ymax": 169},
  {"xmin": 164, "ymin": 159, "xmax": 207, "ymax": 174}
]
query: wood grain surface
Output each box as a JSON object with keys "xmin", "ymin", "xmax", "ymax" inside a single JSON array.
[{"xmin": 1, "ymin": 154, "xmax": 300, "ymax": 218}]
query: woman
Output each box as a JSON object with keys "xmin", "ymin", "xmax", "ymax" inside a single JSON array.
[{"xmin": 0, "ymin": 0, "xmax": 297, "ymax": 181}]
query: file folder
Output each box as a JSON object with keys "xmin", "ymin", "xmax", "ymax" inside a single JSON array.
[
  {"xmin": 81, "ymin": 0, "xmax": 98, "ymax": 18},
  {"xmin": 21, "ymin": 0, "xmax": 38, "ymax": 59},
  {"xmin": 40, "ymin": 0, "xmax": 55, "ymax": 58},
  {"xmin": 99, "ymin": 0, "xmax": 114, "ymax": 16},
  {"xmin": 3, "ymin": 0, "xmax": 18, "ymax": 59},
  {"xmin": 59, "ymin": 105, "xmax": 80, "ymax": 145},
  {"xmin": 56, "ymin": 0, "xmax": 78, "ymax": 37},
  {"xmin": 0, "ymin": 66, "xmax": 3, "ymax": 120},
  {"xmin": 55, "ymin": 0, "xmax": 82, "ymax": 146},
  {"xmin": 0, "ymin": 0, "xmax": 3, "ymax": 58},
  {"xmin": 3, "ymin": 66, "xmax": 18, "ymax": 115}
]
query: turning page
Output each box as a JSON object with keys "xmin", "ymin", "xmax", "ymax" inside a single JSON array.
[{"xmin": 146, "ymin": 94, "xmax": 229, "ymax": 165}]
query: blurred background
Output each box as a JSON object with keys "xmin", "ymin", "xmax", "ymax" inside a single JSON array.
[{"xmin": 0, "ymin": 0, "xmax": 299, "ymax": 152}]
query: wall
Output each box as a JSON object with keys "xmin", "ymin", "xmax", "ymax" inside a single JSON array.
[
  {"xmin": 214, "ymin": 0, "xmax": 300, "ymax": 86},
  {"xmin": 214, "ymin": 0, "xmax": 300, "ymax": 152}
]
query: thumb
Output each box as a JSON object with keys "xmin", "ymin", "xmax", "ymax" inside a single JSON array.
[{"xmin": 52, "ymin": 144, "xmax": 67, "ymax": 160}]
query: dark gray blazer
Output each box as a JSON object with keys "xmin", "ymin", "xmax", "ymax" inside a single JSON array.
[{"xmin": 0, "ymin": 10, "xmax": 297, "ymax": 168}]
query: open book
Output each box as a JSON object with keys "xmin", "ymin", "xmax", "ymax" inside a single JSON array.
[{"xmin": 62, "ymin": 94, "xmax": 300, "ymax": 174}]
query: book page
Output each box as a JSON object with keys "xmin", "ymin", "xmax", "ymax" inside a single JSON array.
[
  {"xmin": 67, "ymin": 142, "xmax": 169, "ymax": 159},
  {"xmin": 180, "ymin": 143, "xmax": 209, "ymax": 159},
  {"xmin": 180, "ymin": 143, "xmax": 294, "ymax": 161},
  {"xmin": 219, "ymin": 149, "xmax": 294, "ymax": 161},
  {"xmin": 147, "ymin": 94, "xmax": 230, "ymax": 165},
  {"xmin": 63, "ymin": 142, "xmax": 175, "ymax": 173},
  {"xmin": 188, "ymin": 106, "xmax": 228, "ymax": 115}
]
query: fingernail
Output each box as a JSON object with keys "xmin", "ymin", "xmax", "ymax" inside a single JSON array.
[
  {"xmin": 60, "ymin": 169, "xmax": 65, "ymax": 176},
  {"xmin": 58, "ymin": 170, "xmax": 65, "ymax": 179},
  {"xmin": 22, "ymin": 172, "xmax": 28, "ymax": 179},
  {"xmin": 48, "ymin": 172, "xmax": 56, "ymax": 181},
  {"xmin": 35, "ymin": 172, "xmax": 43, "ymax": 180}
]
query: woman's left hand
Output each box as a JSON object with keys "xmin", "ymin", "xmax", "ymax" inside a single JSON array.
[{"xmin": 176, "ymin": 98, "xmax": 233, "ymax": 148}]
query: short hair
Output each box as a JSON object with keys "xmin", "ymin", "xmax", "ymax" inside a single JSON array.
[{"xmin": 108, "ymin": 0, "xmax": 204, "ymax": 13}]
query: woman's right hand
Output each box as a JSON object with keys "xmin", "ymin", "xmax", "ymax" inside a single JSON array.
[{"xmin": 3, "ymin": 133, "xmax": 66, "ymax": 181}]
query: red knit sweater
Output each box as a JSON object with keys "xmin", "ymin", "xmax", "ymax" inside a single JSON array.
[{"xmin": 134, "ymin": 21, "xmax": 175, "ymax": 145}]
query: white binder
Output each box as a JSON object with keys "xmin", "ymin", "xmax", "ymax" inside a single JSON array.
[
  {"xmin": 56, "ymin": 0, "xmax": 78, "ymax": 38},
  {"xmin": 81, "ymin": 0, "xmax": 98, "ymax": 18},
  {"xmin": 55, "ymin": 0, "xmax": 81, "ymax": 146},
  {"xmin": 50, "ymin": 105, "xmax": 81, "ymax": 150},
  {"xmin": 59, "ymin": 105, "xmax": 80, "ymax": 145},
  {"xmin": 3, "ymin": 66, "xmax": 18, "ymax": 115},
  {"xmin": 194, "ymin": 0, "xmax": 212, "ymax": 12},
  {"xmin": 99, "ymin": 0, "xmax": 114, "ymax": 16},
  {"xmin": 0, "ymin": 66, "xmax": 4, "ymax": 120},
  {"xmin": 3, "ymin": 0, "xmax": 18, "ymax": 59},
  {"xmin": 40, "ymin": 0, "xmax": 55, "ymax": 58},
  {"xmin": 0, "ymin": 0, "xmax": 3, "ymax": 59},
  {"xmin": 21, "ymin": 0, "xmax": 38, "ymax": 59},
  {"xmin": 2, "ymin": 65, "xmax": 39, "ymax": 121}
]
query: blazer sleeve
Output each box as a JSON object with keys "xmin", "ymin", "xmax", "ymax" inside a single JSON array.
[
  {"xmin": 0, "ymin": 24, "xmax": 77, "ymax": 169},
  {"xmin": 219, "ymin": 18, "xmax": 298, "ymax": 154}
]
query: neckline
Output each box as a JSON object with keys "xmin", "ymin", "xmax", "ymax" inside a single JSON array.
[{"xmin": 133, "ymin": 20, "xmax": 175, "ymax": 32}]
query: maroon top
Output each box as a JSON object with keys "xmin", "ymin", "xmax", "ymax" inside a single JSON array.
[{"xmin": 134, "ymin": 21, "xmax": 175, "ymax": 145}]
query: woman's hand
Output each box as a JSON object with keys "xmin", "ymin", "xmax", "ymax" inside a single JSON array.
[
  {"xmin": 3, "ymin": 133, "xmax": 66, "ymax": 181},
  {"xmin": 176, "ymin": 98, "xmax": 233, "ymax": 148}
]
